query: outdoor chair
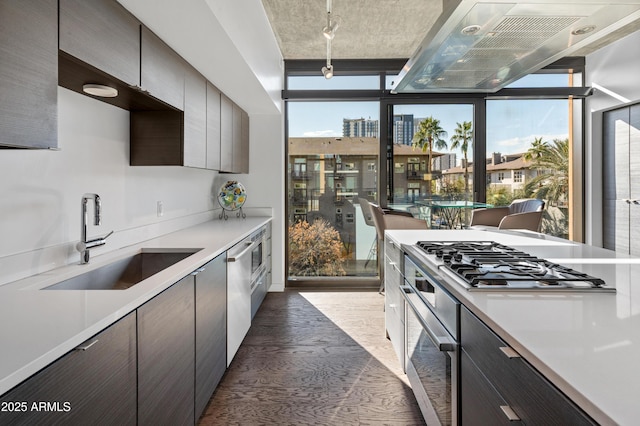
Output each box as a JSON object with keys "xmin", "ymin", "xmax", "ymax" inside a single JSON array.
[
  {"xmin": 369, "ymin": 201, "xmax": 428, "ymax": 292},
  {"xmin": 469, "ymin": 198, "xmax": 545, "ymax": 232}
]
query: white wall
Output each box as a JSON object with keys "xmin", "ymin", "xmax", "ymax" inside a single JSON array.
[
  {"xmin": 116, "ymin": 0, "xmax": 286, "ymax": 289},
  {"xmin": 0, "ymin": 88, "xmax": 219, "ymax": 285},
  {"xmin": 0, "ymin": 2, "xmax": 287, "ymax": 288},
  {"xmin": 585, "ymin": 31, "xmax": 640, "ymax": 246},
  {"xmin": 238, "ymin": 113, "xmax": 285, "ymax": 291}
]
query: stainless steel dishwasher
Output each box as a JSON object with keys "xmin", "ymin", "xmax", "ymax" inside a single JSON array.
[{"xmin": 226, "ymin": 235, "xmax": 255, "ymax": 366}]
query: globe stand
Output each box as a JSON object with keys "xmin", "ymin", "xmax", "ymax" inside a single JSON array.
[{"xmin": 219, "ymin": 207, "xmax": 245, "ymax": 220}]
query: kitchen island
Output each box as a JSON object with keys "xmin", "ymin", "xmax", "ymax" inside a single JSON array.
[
  {"xmin": 386, "ymin": 229, "xmax": 640, "ymax": 425},
  {"xmin": 0, "ymin": 216, "xmax": 271, "ymax": 398}
]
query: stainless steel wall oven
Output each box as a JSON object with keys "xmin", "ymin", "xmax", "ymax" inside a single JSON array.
[{"xmin": 402, "ymin": 252, "xmax": 460, "ymax": 426}]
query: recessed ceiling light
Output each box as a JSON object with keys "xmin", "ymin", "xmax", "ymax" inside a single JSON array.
[
  {"xmin": 572, "ymin": 25, "xmax": 596, "ymax": 36},
  {"xmin": 461, "ymin": 25, "xmax": 481, "ymax": 36},
  {"xmin": 82, "ymin": 84, "xmax": 118, "ymax": 98}
]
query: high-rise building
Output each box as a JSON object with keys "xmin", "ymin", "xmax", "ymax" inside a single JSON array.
[
  {"xmin": 433, "ymin": 153, "xmax": 457, "ymax": 171},
  {"xmin": 342, "ymin": 117, "xmax": 379, "ymax": 137},
  {"xmin": 393, "ymin": 114, "xmax": 414, "ymax": 145}
]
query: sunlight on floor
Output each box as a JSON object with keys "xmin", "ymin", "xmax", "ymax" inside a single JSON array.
[{"xmin": 298, "ymin": 291, "xmax": 410, "ymax": 386}]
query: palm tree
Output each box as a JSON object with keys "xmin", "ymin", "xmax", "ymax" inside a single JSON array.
[
  {"xmin": 524, "ymin": 138, "xmax": 568, "ymax": 205},
  {"xmin": 523, "ymin": 137, "xmax": 549, "ymax": 162},
  {"xmin": 412, "ymin": 117, "xmax": 448, "ymax": 195},
  {"xmin": 449, "ymin": 121, "xmax": 473, "ymax": 200}
]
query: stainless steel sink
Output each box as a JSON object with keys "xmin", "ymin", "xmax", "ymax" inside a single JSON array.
[{"xmin": 42, "ymin": 249, "xmax": 201, "ymax": 290}]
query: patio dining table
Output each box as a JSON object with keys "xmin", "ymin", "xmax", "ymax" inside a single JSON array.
[{"xmin": 417, "ymin": 200, "xmax": 493, "ymax": 229}]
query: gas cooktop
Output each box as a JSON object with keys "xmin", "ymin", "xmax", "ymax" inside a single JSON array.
[{"xmin": 415, "ymin": 241, "xmax": 616, "ymax": 292}]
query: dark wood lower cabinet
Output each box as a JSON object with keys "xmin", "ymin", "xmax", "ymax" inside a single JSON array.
[
  {"xmin": 461, "ymin": 307, "xmax": 597, "ymax": 425},
  {"xmin": 138, "ymin": 276, "xmax": 195, "ymax": 426},
  {"xmin": 460, "ymin": 352, "xmax": 511, "ymax": 426},
  {"xmin": 195, "ymin": 254, "xmax": 227, "ymax": 419},
  {"xmin": 0, "ymin": 312, "xmax": 137, "ymax": 425}
]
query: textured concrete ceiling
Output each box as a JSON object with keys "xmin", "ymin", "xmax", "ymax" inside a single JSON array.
[
  {"xmin": 261, "ymin": 0, "xmax": 640, "ymax": 61},
  {"xmin": 261, "ymin": 0, "xmax": 443, "ymax": 60}
]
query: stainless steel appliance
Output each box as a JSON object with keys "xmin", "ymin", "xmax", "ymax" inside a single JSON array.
[
  {"xmin": 399, "ymin": 239, "xmax": 615, "ymax": 425},
  {"xmin": 409, "ymin": 241, "xmax": 615, "ymax": 292},
  {"xmin": 227, "ymin": 227, "xmax": 268, "ymax": 366},
  {"xmin": 402, "ymin": 254, "xmax": 460, "ymax": 426}
]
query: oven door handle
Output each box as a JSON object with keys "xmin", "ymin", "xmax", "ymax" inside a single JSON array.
[
  {"xmin": 401, "ymin": 285, "xmax": 457, "ymax": 352},
  {"xmin": 227, "ymin": 240, "xmax": 259, "ymax": 262}
]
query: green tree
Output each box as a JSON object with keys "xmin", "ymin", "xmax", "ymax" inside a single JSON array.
[
  {"xmin": 412, "ymin": 117, "xmax": 448, "ymax": 196},
  {"xmin": 449, "ymin": 121, "xmax": 473, "ymax": 200},
  {"xmin": 524, "ymin": 138, "xmax": 568, "ymax": 205},
  {"xmin": 524, "ymin": 138, "xmax": 569, "ymax": 238},
  {"xmin": 523, "ymin": 137, "xmax": 549, "ymax": 161}
]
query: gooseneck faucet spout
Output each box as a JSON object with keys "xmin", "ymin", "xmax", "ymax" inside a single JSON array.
[{"xmin": 76, "ymin": 193, "xmax": 113, "ymax": 264}]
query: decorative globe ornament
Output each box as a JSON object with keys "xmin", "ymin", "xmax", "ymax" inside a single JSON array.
[{"xmin": 218, "ymin": 181, "xmax": 247, "ymax": 220}]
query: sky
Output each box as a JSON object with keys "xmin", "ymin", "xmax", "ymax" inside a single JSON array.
[{"xmin": 287, "ymin": 73, "xmax": 572, "ymax": 157}]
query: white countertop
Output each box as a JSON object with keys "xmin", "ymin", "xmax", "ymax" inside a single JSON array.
[
  {"xmin": 387, "ymin": 229, "xmax": 640, "ymax": 426},
  {"xmin": 0, "ymin": 217, "xmax": 271, "ymax": 396}
]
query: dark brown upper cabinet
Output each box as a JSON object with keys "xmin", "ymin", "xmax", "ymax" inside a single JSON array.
[
  {"xmin": 220, "ymin": 99, "xmax": 250, "ymax": 174},
  {"xmin": 0, "ymin": 0, "xmax": 58, "ymax": 149},
  {"xmin": 141, "ymin": 26, "xmax": 185, "ymax": 111},
  {"xmin": 220, "ymin": 94, "xmax": 234, "ymax": 172},
  {"xmin": 184, "ymin": 65, "xmax": 208, "ymax": 169},
  {"xmin": 59, "ymin": 0, "xmax": 140, "ymax": 87},
  {"xmin": 206, "ymin": 83, "xmax": 222, "ymax": 171},
  {"xmin": 240, "ymin": 108, "xmax": 250, "ymax": 174},
  {"xmin": 58, "ymin": 1, "xmax": 178, "ymax": 112}
]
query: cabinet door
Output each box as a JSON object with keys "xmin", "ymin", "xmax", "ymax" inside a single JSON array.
[
  {"xmin": 0, "ymin": 0, "xmax": 57, "ymax": 149},
  {"xmin": 206, "ymin": 83, "xmax": 222, "ymax": 170},
  {"xmin": 59, "ymin": 0, "xmax": 140, "ymax": 87},
  {"xmin": 384, "ymin": 238, "xmax": 404, "ymax": 368},
  {"xmin": 603, "ymin": 107, "xmax": 631, "ymax": 252},
  {"xmin": 460, "ymin": 351, "xmax": 511, "ymax": 426},
  {"xmin": 629, "ymin": 105, "xmax": 640, "ymax": 256},
  {"xmin": 138, "ymin": 276, "xmax": 195, "ymax": 425},
  {"xmin": 184, "ymin": 65, "xmax": 207, "ymax": 168},
  {"xmin": 220, "ymin": 94, "xmax": 234, "ymax": 172},
  {"xmin": 195, "ymin": 254, "xmax": 227, "ymax": 419},
  {"xmin": 232, "ymin": 103, "xmax": 243, "ymax": 173},
  {"xmin": 239, "ymin": 109, "xmax": 250, "ymax": 173},
  {"xmin": 141, "ymin": 26, "xmax": 184, "ymax": 110},
  {"xmin": 603, "ymin": 107, "xmax": 630, "ymax": 201},
  {"xmin": 0, "ymin": 313, "xmax": 137, "ymax": 425},
  {"xmin": 461, "ymin": 307, "xmax": 596, "ymax": 425}
]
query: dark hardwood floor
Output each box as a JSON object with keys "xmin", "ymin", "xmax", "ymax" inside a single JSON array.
[{"xmin": 199, "ymin": 289, "xmax": 425, "ymax": 425}]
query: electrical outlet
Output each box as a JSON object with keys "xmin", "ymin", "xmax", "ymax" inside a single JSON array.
[{"xmin": 157, "ymin": 201, "xmax": 164, "ymax": 217}]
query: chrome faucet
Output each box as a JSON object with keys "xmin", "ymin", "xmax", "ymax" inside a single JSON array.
[{"xmin": 76, "ymin": 193, "xmax": 113, "ymax": 264}]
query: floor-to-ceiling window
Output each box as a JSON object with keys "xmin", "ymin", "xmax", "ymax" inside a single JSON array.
[
  {"xmin": 287, "ymin": 100, "xmax": 380, "ymax": 279},
  {"xmin": 284, "ymin": 59, "xmax": 587, "ymax": 286},
  {"xmin": 388, "ymin": 103, "xmax": 476, "ymax": 228},
  {"xmin": 485, "ymin": 72, "xmax": 583, "ymax": 240}
]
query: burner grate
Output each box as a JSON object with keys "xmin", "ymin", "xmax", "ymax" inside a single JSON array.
[{"xmin": 416, "ymin": 241, "xmax": 608, "ymax": 289}]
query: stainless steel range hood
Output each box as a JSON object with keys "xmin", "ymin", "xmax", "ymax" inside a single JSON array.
[{"xmin": 392, "ymin": 0, "xmax": 640, "ymax": 93}]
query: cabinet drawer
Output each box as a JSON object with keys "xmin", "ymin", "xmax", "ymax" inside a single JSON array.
[
  {"xmin": 461, "ymin": 352, "xmax": 512, "ymax": 426},
  {"xmin": 461, "ymin": 307, "xmax": 596, "ymax": 425},
  {"xmin": 0, "ymin": 313, "xmax": 137, "ymax": 425},
  {"xmin": 384, "ymin": 237, "xmax": 402, "ymax": 265}
]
